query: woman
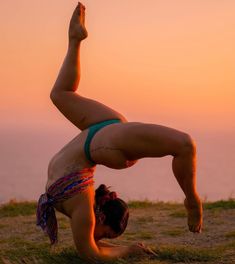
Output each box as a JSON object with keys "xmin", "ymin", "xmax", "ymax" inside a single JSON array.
[{"xmin": 37, "ymin": 2, "xmax": 202, "ymax": 262}]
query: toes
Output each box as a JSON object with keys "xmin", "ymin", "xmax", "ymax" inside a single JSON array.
[
  {"xmin": 78, "ymin": 2, "xmax": 86, "ymax": 10},
  {"xmin": 76, "ymin": 2, "xmax": 85, "ymax": 13},
  {"xmin": 196, "ymin": 224, "xmax": 202, "ymax": 233},
  {"xmin": 189, "ymin": 225, "xmax": 194, "ymax": 232},
  {"xmin": 189, "ymin": 224, "xmax": 202, "ymax": 233},
  {"xmin": 72, "ymin": 2, "xmax": 86, "ymax": 23}
]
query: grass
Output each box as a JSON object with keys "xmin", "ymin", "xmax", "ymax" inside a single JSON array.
[
  {"xmin": 0, "ymin": 199, "xmax": 235, "ymax": 263},
  {"xmin": 225, "ymin": 231, "xmax": 235, "ymax": 239},
  {"xmin": 136, "ymin": 216, "xmax": 155, "ymax": 223},
  {"xmin": 204, "ymin": 199, "xmax": 235, "ymax": 210},
  {"xmin": 128, "ymin": 200, "xmax": 158, "ymax": 209},
  {"xmin": 58, "ymin": 219, "xmax": 70, "ymax": 230},
  {"xmin": 0, "ymin": 240, "xmax": 219, "ymax": 264},
  {"xmin": 169, "ymin": 210, "xmax": 186, "ymax": 218},
  {"xmin": 1, "ymin": 199, "xmax": 234, "ymax": 218},
  {"xmin": 0, "ymin": 200, "xmax": 36, "ymax": 218},
  {"xmin": 217, "ymin": 241, "xmax": 235, "ymax": 252},
  {"xmin": 0, "ymin": 237, "xmax": 85, "ymax": 264},
  {"xmin": 128, "ymin": 200, "xmax": 180, "ymax": 210},
  {"xmin": 136, "ymin": 232, "xmax": 154, "ymax": 240},
  {"xmin": 152, "ymin": 245, "xmax": 220, "ymax": 262},
  {"xmin": 161, "ymin": 229, "xmax": 184, "ymax": 237}
]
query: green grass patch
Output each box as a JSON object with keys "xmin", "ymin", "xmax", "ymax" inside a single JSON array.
[
  {"xmin": 123, "ymin": 231, "xmax": 137, "ymax": 241},
  {"xmin": 152, "ymin": 245, "xmax": 219, "ymax": 262},
  {"xmin": 204, "ymin": 199, "xmax": 235, "ymax": 210},
  {"xmin": 161, "ymin": 229, "xmax": 184, "ymax": 237},
  {"xmin": 0, "ymin": 237, "xmax": 83, "ymax": 264},
  {"xmin": 217, "ymin": 241, "xmax": 235, "ymax": 252},
  {"xmin": 128, "ymin": 200, "xmax": 157, "ymax": 208},
  {"xmin": 0, "ymin": 200, "xmax": 37, "ymax": 218},
  {"xmin": 137, "ymin": 232, "xmax": 154, "ymax": 240},
  {"xmin": 58, "ymin": 219, "xmax": 70, "ymax": 230},
  {"xmin": 224, "ymin": 241, "xmax": 235, "ymax": 249},
  {"xmin": 169, "ymin": 210, "xmax": 186, "ymax": 218},
  {"xmin": 136, "ymin": 216, "xmax": 155, "ymax": 223},
  {"xmin": 225, "ymin": 231, "xmax": 235, "ymax": 239}
]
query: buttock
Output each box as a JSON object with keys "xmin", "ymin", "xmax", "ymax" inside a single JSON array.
[
  {"xmin": 88, "ymin": 122, "xmax": 138, "ymax": 169},
  {"xmin": 84, "ymin": 119, "xmax": 122, "ymax": 165}
]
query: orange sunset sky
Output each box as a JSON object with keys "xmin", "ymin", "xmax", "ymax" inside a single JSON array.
[{"xmin": 0, "ymin": 0, "xmax": 235, "ymax": 133}]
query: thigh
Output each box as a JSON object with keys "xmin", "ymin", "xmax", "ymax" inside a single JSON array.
[
  {"xmin": 105, "ymin": 122, "xmax": 190, "ymax": 160},
  {"xmin": 50, "ymin": 91, "xmax": 127, "ymax": 130}
]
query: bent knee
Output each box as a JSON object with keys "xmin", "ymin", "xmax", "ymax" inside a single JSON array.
[
  {"xmin": 179, "ymin": 133, "xmax": 196, "ymax": 156},
  {"xmin": 49, "ymin": 90, "xmax": 72, "ymax": 109},
  {"xmin": 50, "ymin": 90, "xmax": 62, "ymax": 104}
]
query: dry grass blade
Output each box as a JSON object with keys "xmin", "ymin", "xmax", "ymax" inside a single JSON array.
[
  {"xmin": 146, "ymin": 247, "xmax": 159, "ymax": 257},
  {"xmin": 1, "ymin": 257, "xmax": 15, "ymax": 264}
]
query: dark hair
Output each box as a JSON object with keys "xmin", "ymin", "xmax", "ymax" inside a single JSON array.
[{"xmin": 95, "ymin": 184, "xmax": 129, "ymax": 235}]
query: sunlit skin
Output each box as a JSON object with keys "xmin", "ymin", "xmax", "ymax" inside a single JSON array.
[{"xmin": 47, "ymin": 2, "xmax": 202, "ymax": 261}]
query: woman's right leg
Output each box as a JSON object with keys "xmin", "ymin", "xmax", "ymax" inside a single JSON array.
[
  {"xmin": 101, "ymin": 122, "xmax": 203, "ymax": 233},
  {"xmin": 50, "ymin": 3, "xmax": 126, "ymax": 131}
]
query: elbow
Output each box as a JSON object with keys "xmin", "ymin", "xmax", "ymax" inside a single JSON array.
[{"xmin": 75, "ymin": 244, "xmax": 102, "ymax": 263}]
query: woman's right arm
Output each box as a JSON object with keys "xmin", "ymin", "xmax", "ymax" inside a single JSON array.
[
  {"xmin": 70, "ymin": 198, "xmax": 132, "ymax": 262},
  {"xmin": 70, "ymin": 188, "xmax": 150, "ymax": 262}
]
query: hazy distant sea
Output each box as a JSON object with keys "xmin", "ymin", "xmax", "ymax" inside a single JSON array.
[{"xmin": 1, "ymin": 125, "xmax": 234, "ymax": 204}]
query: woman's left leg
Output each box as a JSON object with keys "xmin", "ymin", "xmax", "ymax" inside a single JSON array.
[
  {"xmin": 101, "ymin": 122, "xmax": 203, "ymax": 233},
  {"xmin": 50, "ymin": 3, "xmax": 127, "ymax": 131}
]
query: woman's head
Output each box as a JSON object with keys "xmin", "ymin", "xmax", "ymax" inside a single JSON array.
[{"xmin": 94, "ymin": 184, "xmax": 129, "ymax": 240}]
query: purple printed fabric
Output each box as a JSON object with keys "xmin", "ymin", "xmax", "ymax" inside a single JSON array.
[{"xmin": 36, "ymin": 167, "xmax": 95, "ymax": 244}]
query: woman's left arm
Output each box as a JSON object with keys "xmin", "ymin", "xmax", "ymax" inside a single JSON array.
[{"xmin": 96, "ymin": 240, "xmax": 118, "ymax": 248}]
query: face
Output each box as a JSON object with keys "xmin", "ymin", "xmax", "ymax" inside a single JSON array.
[{"xmin": 94, "ymin": 222, "xmax": 119, "ymax": 241}]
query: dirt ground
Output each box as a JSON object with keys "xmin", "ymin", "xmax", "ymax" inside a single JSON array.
[{"xmin": 0, "ymin": 202, "xmax": 235, "ymax": 264}]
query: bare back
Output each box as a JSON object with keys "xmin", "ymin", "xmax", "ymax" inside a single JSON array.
[
  {"xmin": 46, "ymin": 122, "xmax": 135, "ymax": 190},
  {"xmin": 46, "ymin": 129, "xmax": 91, "ymax": 190}
]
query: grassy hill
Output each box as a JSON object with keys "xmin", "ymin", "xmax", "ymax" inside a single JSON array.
[{"xmin": 0, "ymin": 199, "xmax": 235, "ymax": 264}]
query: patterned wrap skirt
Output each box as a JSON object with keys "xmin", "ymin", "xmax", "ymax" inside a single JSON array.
[{"xmin": 36, "ymin": 167, "xmax": 96, "ymax": 245}]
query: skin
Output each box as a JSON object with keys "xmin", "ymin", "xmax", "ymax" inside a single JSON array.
[{"xmin": 47, "ymin": 2, "xmax": 203, "ymax": 262}]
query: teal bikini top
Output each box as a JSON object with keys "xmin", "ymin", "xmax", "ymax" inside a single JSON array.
[{"xmin": 84, "ymin": 119, "xmax": 122, "ymax": 165}]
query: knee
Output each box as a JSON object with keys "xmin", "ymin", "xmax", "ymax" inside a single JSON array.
[
  {"xmin": 50, "ymin": 90, "xmax": 62, "ymax": 105},
  {"xmin": 179, "ymin": 133, "xmax": 196, "ymax": 156},
  {"xmin": 50, "ymin": 91, "xmax": 58, "ymax": 102}
]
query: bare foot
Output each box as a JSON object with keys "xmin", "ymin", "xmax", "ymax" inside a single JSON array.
[
  {"xmin": 184, "ymin": 197, "xmax": 203, "ymax": 233},
  {"xmin": 69, "ymin": 2, "xmax": 88, "ymax": 42}
]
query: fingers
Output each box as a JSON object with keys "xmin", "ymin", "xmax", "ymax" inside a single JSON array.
[{"xmin": 137, "ymin": 242, "xmax": 145, "ymax": 247}]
